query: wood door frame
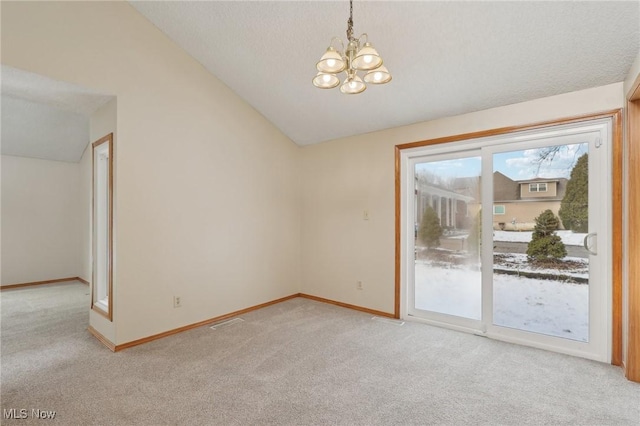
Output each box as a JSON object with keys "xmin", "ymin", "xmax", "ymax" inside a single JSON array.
[
  {"xmin": 395, "ymin": 110, "xmax": 623, "ymax": 365},
  {"xmin": 91, "ymin": 133, "xmax": 114, "ymax": 321},
  {"xmin": 626, "ymin": 75, "xmax": 640, "ymax": 382}
]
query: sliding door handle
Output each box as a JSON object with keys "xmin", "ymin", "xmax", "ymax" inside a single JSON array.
[{"xmin": 583, "ymin": 232, "xmax": 597, "ymax": 256}]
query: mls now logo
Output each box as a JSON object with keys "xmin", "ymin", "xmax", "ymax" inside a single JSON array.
[
  {"xmin": 3, "ymin": 409, "xmax": 27, "ymax": 419},
  {"xmin": 3, "ymin": 408, "xmax": 56, "ymax": 419}
]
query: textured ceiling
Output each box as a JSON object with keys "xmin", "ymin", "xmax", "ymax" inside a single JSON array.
[
  {"xmin": 2, "ymin": 95, "xmax": 90, "ymax": 163},
  {"xmin": 130, "ymin": 1, "xmax": 640, "ymax": 146},
  {"xmin": 1, "ymin": 66, "xmax": 113, "ymax": 162}
]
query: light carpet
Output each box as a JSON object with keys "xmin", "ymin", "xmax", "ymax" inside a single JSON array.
[{"xmin": 1, "ymin": 281, "xmax": 638, "ymax": 425}]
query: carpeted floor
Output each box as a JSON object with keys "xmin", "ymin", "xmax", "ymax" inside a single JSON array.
[{"xmin": 1, "ymin": 281, "xmax": 639, "ymax": 425}]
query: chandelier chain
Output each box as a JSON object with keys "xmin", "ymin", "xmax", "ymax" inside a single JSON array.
[{"xmin": 346, "ymin": 0, "xmax": 354, "ymax": 42}]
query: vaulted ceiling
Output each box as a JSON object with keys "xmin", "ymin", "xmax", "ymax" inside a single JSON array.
[
  {"xmin": 2, "ymin": 2, "xmax": 638, "ymax": 163},
  {"xmin": 130, "ymin": 1, "xmax": 640, "ymax": 146}
]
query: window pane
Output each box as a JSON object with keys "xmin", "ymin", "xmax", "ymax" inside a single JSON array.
[
  {"xmin": 414, "ymin": 156, "xmax": 482, "ymax": 320},
  {"xmin": 493, "ymin": 143, "xmax": 589, "ymax": 341}
]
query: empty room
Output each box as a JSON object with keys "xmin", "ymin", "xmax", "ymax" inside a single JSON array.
[{"xmin": 1, "ymin": 1, "xmax": 639, "ymax": 425}]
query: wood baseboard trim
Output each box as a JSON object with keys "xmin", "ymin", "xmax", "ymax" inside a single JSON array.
[
  {"xmin": 77, "ymin": 277, "xmax": 90, "ymax": 286},
  {"xmin": 1, "ymin": 277, "xmax": 84, "ymax": 290},
  {"xmin": 87, "ymin": 326, "xmax": 116, "ymax": 352},
  {"xmin": 298, "ymin": 293, "xmax": 395, "ymax": 318},
  {"xmin": 113, "ymin": 293, "xmax": 301, "ymax": 351},
  {"xmin": 92, "ymin": 293, "xmax": 394, "ymax": 352}
]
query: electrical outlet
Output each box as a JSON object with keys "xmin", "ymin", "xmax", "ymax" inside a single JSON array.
[
  {"xmin": 357, "ymin": 281, "xmax": 363, "ymax": 290},
  {"xmin": 363, "ymin": 210, "xmax": 369, "ymax": 220},
  {"xmin": 173, "ymin": 296, "xmax": 182, "ymax": 308}
]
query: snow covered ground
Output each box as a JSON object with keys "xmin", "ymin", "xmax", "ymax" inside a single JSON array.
[
  {"xmin": 414, "ymin": 265, "xmax": 482, "ymax": 320},
  {"xmin": 493, "ymin": 273, "xmax": 588, "ymax": 342},
  {"xmin": 414, "ymin": 261, "xmax": 588, "ymax": 342},
  {"xmin": 493, "ymin": 230, "xmax": 587, "ymax": 246}
]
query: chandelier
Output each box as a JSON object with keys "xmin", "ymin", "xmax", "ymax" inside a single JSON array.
[{"xmin": 312, "ymin": 0, "xmax": 391, "ymax": 94}]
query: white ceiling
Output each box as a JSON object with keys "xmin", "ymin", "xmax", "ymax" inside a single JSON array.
[
  {"xmin": 130, "ymin": 1, "xmax": 640, "ymax": 146},
  {"xmin": 1, "ymin": 66, "xmax": 113, "ymax": 163}
]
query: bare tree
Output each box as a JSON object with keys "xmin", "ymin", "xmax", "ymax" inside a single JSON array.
[{"xmin": 532, "ymin": 144, "xmax": 586, "ymax": 177}]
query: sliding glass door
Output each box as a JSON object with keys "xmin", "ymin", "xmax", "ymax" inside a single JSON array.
[{"xmin": 402, "ymin": 121, "xmax": 611, "ymax": 362}]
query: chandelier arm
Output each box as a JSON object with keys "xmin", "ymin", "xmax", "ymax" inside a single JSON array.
[{"xmin": 330, "ymin": 36, "xmax": 345, "ymax": 54}]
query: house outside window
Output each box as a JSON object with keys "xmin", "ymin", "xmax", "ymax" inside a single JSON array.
[
  {"xmin": 493, "ymin": 205, "xmax": 506, "ymax": 215},
  {"xmin": 529, "ymin": 183, "xmax": 548, "ymax": 192}
]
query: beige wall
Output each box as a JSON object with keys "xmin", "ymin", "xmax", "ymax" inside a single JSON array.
[
  {"xmin": 1, "ymin": 156, "xmax": 81, "ymax": 285},
  {"xmin": 1, "ymin": 1, "xmax": 630, "ymax": 348},
  {"xmin": 1, "ymin": 2, "xmax": 300, "ymax": 344},
  {"xmin": 301, "ymin": 83, "xmax": 624, "ymax": 315}
]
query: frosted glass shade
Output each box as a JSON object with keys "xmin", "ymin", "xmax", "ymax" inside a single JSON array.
[
  {"xmin": 340, "ymin": 75, "xmax": 366, "ymax": 94},
  {"xmin": 316, "ymin": 47, "xmax": 346, "ymax": 73},
  {"xmin": 352, "ymin": 42, "xmax": 383, "ymax": 70},
  {"xmin": 363, "ymin": 65, "xmax": 392, "ymax": 84},
  {"xmin": 312, "ymin": 72, "xmax": 340, "ymax": 89}
]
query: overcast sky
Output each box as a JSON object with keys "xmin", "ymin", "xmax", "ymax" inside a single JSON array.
[{"xmin": 416, "ymin": 142, "xmax": 588, "ymax": 181}]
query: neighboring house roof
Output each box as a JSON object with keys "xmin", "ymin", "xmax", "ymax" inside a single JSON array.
[
  {"xmin": 493, "ymin": 171, "xmax": 519, "ymax": 202},
  {"xmin": 415, "ymin": 176, "xmax": 476, "ymax": 203},
  {"xmin": 519, "ymin": 177, "xmax": 560, "ymax": 182}
]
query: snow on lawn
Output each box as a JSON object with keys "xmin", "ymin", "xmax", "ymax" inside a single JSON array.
[
  {"xmin": 414, "ymin": 262, "xmax": 588, "ymax": 342},
  {"xmin": 494, "ymin": 230, "xmax": 586, "ymax": 246},
  {"xmin": 414, "ymin": 264, "xmax": 482, "ymax": 320},
  {"xmin": 493, "ymin": 273, "xmax": 588, "ymax": 342}
]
